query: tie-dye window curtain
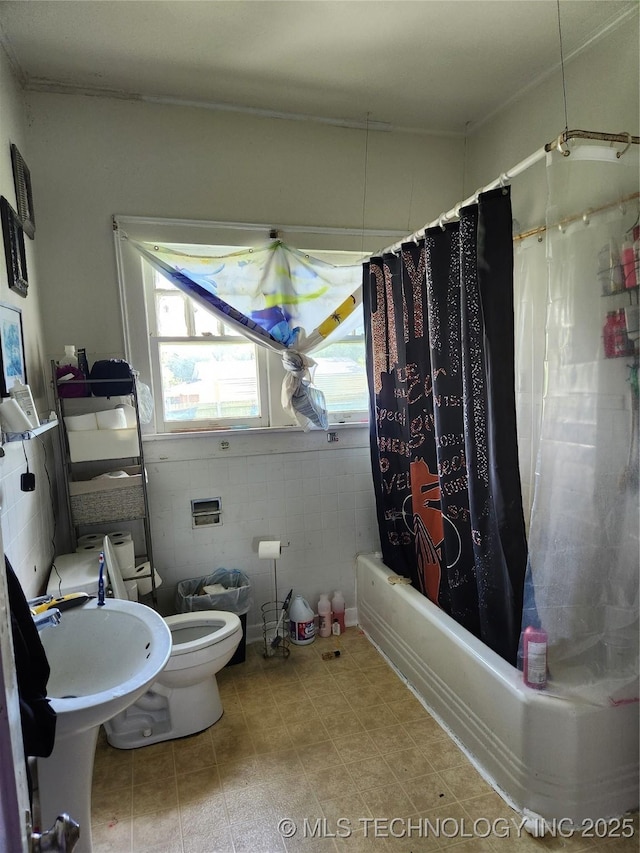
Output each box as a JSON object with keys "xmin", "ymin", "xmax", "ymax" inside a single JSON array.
[
  {"xmin": 130, "ymin": 239, "xmax": 362, "ymax": 429},
  {"xmin": 364, "ymin": 187, "xmax": 528, "ymax": 664}
]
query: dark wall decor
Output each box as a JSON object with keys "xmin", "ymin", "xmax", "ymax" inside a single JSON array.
[
  {"xmin": 10, "ymin": 144, "xmax": 35, "ymax": 239},
  {"xmin": 1, "ymin": 197, "xmax": 28, "ymax": 298}
]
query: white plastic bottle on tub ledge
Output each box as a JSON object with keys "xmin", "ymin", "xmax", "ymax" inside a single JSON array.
[{"xmin": 289, "ymin": 595, "xmax": 315, "ymax": 645}]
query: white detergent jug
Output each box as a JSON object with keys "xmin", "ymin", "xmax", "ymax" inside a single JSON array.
[{"xmin": 289, "ymin": 595, "xmax": 315, "ymax": 645}]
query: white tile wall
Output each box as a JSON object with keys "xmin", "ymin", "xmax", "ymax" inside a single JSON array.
[
  {"xmin": 142, "ymin": 427, "xmax": 380, "ymax": 639},
  {"xmin": 0, "ymin": 427, "xmax": 59, "ymax": 598}
]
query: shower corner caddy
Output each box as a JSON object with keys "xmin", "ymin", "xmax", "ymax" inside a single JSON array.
[
  {"xmin": 601, "ymin": 281, "xmax": 639, "ymax": 361},
  {"xmin": 51, "ymin": 360, "xmax": 157, "ymax": 603}
]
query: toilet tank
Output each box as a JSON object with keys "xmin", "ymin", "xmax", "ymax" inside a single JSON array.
[{"xmin": 46, "ymin": 551, "xmax": 101, "ymax": 597}]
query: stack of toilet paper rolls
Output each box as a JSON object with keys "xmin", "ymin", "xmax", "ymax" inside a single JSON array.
[{"xmin": 76, "ymin": 531, "xmax": 162, "ymax": 598}]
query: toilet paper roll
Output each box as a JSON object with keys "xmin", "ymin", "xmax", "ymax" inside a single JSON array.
[
  {"xmin": 111, "ymin": 539, "xmax": 135, "ymax": 573},
  {"xmin": 133, "ymin": 561, "xmax": 162, "ymax": 596},
  {"xmin": 77, "ymin": 533, "xmax": 103, "ymax": 546},
  {"xmin": 125, "ymin": 580, "xmax": 139, "ymax": 602},
  {"xmin": 96, "ymin": 408, "xmax": 128, "ymax": 430},
  {"xmin": 0, "ymin": 398, "xmax": 34, "ymax": 433},
  {"xmin": 116, "ymin": 403, "xmax": 138, "ymax": 429},
  {"xmin": 76, "ymin": 543, "xmax": 102, "ymax": 554},
  {"xmin": 64, "ymin": 412, "xmax": 99, "ymax": 431},
  {"xmin": 75, "ymin": 538, "xmax": 134, "ymax": 574},
  {"xmin": 258, "ymin": 540, "xmax": 282, "ymax": 559},
  {"xmin": 77, "ymin": 532, "xmax": 131, "ymax": 551},
  {"xmin": 106, "ymin": 531, "xmax": 132, "ymax": 542}
]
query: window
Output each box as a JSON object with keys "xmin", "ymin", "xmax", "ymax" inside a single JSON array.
[
  {"xmin": 312, "ymin": 324, "xmax": 368, "ymax": 421},
  {"xmin": 115, "ymin": 218, "xmax": 407, "ymax": 434},
  {"xmin": 149, "ymin": 271, "xmax": 268, "ymax": 430},
  {"xmin": 137, "ymin": 242, "xmax": 369, "ymax": 433}
]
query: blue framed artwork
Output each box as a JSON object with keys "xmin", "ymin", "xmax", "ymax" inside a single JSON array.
[{"xmin": 0, "ymin": 302, "xmax": 26, "ymax": 397}]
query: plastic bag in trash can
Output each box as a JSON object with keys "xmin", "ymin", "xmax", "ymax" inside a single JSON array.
[{"xmin": 176, "ymin": 568, "xmax": 251, "ymax": 615}]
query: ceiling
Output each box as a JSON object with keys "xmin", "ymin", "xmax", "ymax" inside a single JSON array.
[{"xmin": 0, "ymin": 1, "xmax": 635, "ymax": 134}]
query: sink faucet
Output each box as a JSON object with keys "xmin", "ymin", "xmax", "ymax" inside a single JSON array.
[
  {"xmin": 28, "ymin": 594, "xmax": 54, "ymax": 609},
  {"xmin": 33, "ymin": 608, "xmax": 62, "ymax": 632}
]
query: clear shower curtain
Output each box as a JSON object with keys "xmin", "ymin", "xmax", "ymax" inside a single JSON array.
[
  {"xmin": 520, "ymin": 144, "xmax": 639, "ymax": 704},
  {"xmin": 365, "ymin": 187, "xmax": 528, "ymax": 664}
]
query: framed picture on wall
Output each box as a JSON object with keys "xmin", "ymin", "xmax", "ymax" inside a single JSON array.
[
  {"xmin": 0, "ymin": 196, "xmax": 28, "ymax": 298},
  {"xmin": 10, "ymin": 144, "xmax": 35, "ymax": 239},
  {"xmin": 0, "ymin": 302, "xmax": 27, "ymax": 397}
]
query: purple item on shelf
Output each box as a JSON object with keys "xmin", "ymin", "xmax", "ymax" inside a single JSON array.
[{"xmin": 56, "ymin": 365, "xmax": 89, "ymax": 398}]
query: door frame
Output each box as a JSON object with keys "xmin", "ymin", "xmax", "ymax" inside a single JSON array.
[{"xmin": 0, "ymin": 537, "xmax": 32, "ymax": 853}]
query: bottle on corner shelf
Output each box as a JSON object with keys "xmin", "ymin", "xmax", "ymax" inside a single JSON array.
[
  {"xmin": 609, "ymin": 240, "xmax": 624, "ymax": 293},
  {"xmin": 603, "ymin": 311, "xmax": 615, "ymax": 358},
  {"xmin": 598, "ymin": 240, "xmax": 624, "ymax": 295},
  {"xmin": 621, "ymin": 240, "xmax": 638, "ymax": 290},
  {"xmin": 75, "ymin": 348, "xmax": 91, "ymax": 396},
  {"xmin": 58, "ymin": 345, "xmax": 78, "ymax": 368},
  {"xmin": 614, "ymin": 309, "xmax": 633, "ymax": 358},
  {"xmin": 76, "ymin": 347, "xmax": 90, "ymax": 379}
]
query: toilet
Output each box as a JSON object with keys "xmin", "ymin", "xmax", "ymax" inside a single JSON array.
[{"xmin": 47, "ymin": 536, "xmax": 243, "ymax": 748}]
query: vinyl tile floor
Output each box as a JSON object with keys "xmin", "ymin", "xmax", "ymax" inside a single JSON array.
[{"xmin": 91, "ymin": 628, "xmax": 639, "ymax": 853}]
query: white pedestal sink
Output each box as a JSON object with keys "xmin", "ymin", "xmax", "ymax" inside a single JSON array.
[{"xmin": 37, "ymin": 598, "xmax": 171, "ymax": 853}]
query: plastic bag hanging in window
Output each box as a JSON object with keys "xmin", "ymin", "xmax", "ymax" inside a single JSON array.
[
  {"xmin": 134, "ymin": 375, "xmax": 154, "ymax": 423},
  {"xmin": 281, "ymin": 350, "xmax": 328, "ymax": 430}
]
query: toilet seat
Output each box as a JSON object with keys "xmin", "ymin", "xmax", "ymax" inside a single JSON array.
[{"xmin": 165, "ymin": 611, "xmax": 241, "ymax": 657}]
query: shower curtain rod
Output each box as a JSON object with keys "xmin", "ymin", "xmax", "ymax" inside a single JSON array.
[
  {"xmin": 514, "ymin": 190, "xmax": 640, "ymax": 243},
  {"xmin": 377, "ymin": 128, "xmax": 640, "ymax": 256}
]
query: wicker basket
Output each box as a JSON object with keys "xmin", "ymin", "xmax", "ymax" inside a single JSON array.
[{"xmin": 69, "ymin": 466, "xmax": 145, "ymax": 524}]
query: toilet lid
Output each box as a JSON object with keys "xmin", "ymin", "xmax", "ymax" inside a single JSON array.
[{"xmin": 165, "ymin": 611, "xmax": 242, "ymax": 656}]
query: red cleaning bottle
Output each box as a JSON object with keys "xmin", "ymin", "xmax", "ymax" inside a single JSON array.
[
  {"xmin": 622, "ymin": 240, "xmax": 638, "ymax": 289},
  {"xmin": 523, "ymin": 625, "xmax": 548, "ymax": 689},
  {"xmin": 614, "ymin": 308, "xmax": 632, "ymax": 357},
  {"xmin": 603, "ymin": 311, "xmax": 616, "ymax": 358}
]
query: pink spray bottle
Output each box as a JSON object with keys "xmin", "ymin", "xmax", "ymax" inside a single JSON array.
[{"xmin": 522, "ymin": 625, "xmax": 548, "ymax": 689}]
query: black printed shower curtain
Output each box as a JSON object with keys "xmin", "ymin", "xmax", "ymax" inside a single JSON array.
[{"xmin": 364, "ymin": 187, "xmax": 528, "ymax": 664}]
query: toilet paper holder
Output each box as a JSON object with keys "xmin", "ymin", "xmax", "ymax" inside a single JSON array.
[{"xmin": 257, "ymin": 539, "xmax": 289, "ymax": 608}]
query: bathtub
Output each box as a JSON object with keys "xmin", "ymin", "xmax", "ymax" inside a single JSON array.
[{"xmin": 356, "ymin": 552, "xmax": 639, "ymax": 825}]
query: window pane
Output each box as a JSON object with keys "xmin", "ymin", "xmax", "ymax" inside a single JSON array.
[
  {"xmin": 193, "ymin": 302, "xmax": 221, "ymax": 336},
  {"xmin": 221, "ymin": 322, "xmax": 244, "ymax": 337},
  {"xmin": 156, "ymin": 292, "xmax": 187, "ymax": 336},
  {"xmin": 159, "ymin": 342, "xmax": 260, "ymax": 421},
  {"xmin": 313, "ymin": 339, "xmax": 368, "ymax": 416},
  {"xmin": 192, "ymin": 303, "xmax": 244, "ymax": 337},
  {"xmin": 153, "ymin": 272, "xmax": 178, "ymax": 291}
]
